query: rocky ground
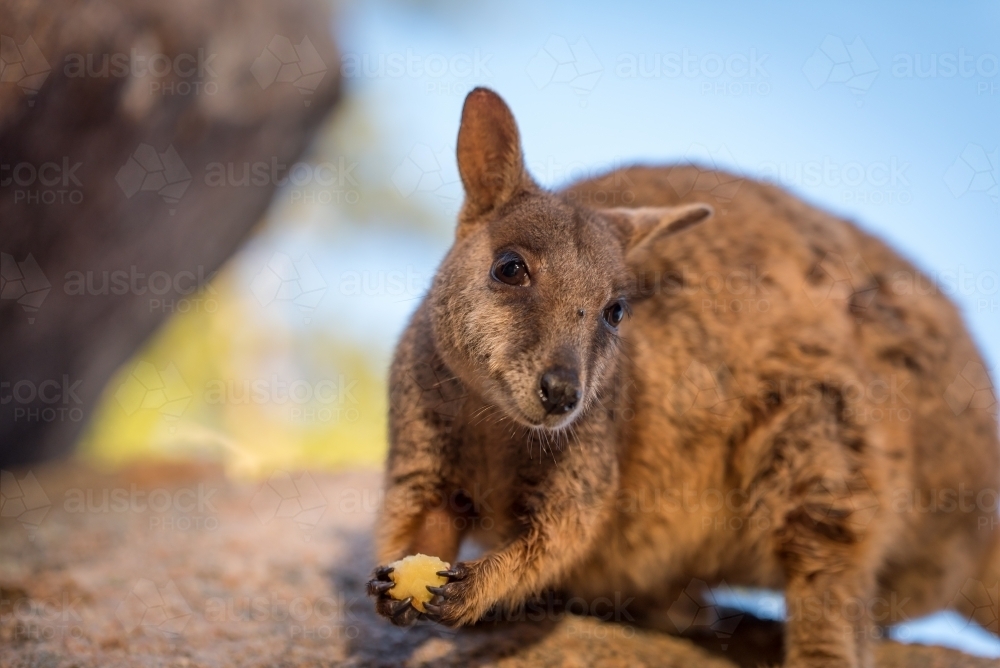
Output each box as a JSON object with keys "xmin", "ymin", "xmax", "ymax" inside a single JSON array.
[{"xmin": 0, "ymin": 461, "xmax": 995, "ymax": 667}]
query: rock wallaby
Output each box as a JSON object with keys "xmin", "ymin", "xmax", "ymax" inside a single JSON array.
[{"xmin": 367, "ymin": 87, "xmax": 1000, "ymax": 667}]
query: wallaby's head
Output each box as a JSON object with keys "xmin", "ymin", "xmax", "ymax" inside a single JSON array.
[{"xmin": 429, "ymin": 88, "xmax": 713, "ymax": 431}]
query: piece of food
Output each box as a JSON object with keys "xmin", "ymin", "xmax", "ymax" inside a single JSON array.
[{"xmin": 387, "ymin": 553, "xmax": 450, "ymax": 612}]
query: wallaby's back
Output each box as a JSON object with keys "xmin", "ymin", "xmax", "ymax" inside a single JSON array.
[{"xmin": 563, "ymin": 165, "xmax": 1000, "ymax": 613}]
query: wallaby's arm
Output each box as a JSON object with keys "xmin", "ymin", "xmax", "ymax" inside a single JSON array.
[
  {"xmin": 375, "ymin": 331, "xmax": 466, "ymax": 566},
  {"xmin": 426, "ymin": 416, "xmax": 620, "ymax": 625}
]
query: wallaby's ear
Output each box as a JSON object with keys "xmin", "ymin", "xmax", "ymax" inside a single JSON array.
[
  {"xmin": 456, "ymin": 88, "xmax": 531, "ymax": 227},
  {"xmin": 605, "ymin": 203, "xmax": 714, "ymax": 269}
]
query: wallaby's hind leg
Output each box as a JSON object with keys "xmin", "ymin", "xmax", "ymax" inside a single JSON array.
[{"xmin": 760, "ymin": 402, "xmax": 885, "ymax": 668}]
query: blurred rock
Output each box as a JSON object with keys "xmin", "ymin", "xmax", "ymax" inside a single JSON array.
[
  {"xmin": 0, "ymin": 0, "xmax": 341, "ymax": 466},
  {"xmin": 0, "ymin": 462, "xmax": 993, "ymax": 667}
]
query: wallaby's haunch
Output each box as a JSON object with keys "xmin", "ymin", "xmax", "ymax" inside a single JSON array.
[{"xmin": 366, "ymin": 88, "xmax": 1000, "ymax": 667}]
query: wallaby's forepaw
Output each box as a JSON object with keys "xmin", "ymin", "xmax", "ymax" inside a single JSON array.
[
  {"xmin": 423, "ymin": 562, "xmax": 484, "ymax": 626},
  {"xmin": 367, "ymin": 565, "xmax": 423, "ymax": 626}
]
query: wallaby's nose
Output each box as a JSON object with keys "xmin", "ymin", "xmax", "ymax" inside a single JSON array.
[{"xmin": 539, "ymin": 367, "xmax": 581, "ymax": 415}]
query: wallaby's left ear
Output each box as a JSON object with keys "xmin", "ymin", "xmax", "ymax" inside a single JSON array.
[
  {"xmin": 456, "ymin": 88, "xmax": 533, "ymax": 231},
  {"xmin": 605, "ymin": 203, "xmax": 714, "ymax": 268}
]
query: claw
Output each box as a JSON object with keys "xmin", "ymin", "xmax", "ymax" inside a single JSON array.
[
  {"xmin": 437, "ymin": 568, "xmax": 466, "ymax": 580},
  {"xmin": 374, "ymin": 565, "xmax": 394, "ymax": 579},
  {"xmin": 368, "ymin": 579, "xmax": 394, "ymax": 595},
  {"xmin": 423, "ymin": 602, "xmax": 442, "ymax": 617},
  {"xmin": 389, "ymin": 597, "xmax": 413, "ymax": 616},
  {"xmin": 426, "ymin": 585, "xmax": 445, "ymax": 597},
  {"xmin": 384, "ymin": 596, "xmax": 422, "ymax": 627}
]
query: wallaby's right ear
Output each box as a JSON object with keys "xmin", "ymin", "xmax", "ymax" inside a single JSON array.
[
  {"xmin": 456, "ymin": 88, "xmax": 532, "ymax": 230},
  {"xmin": 603, "ymin": 203, "xmax": 714, "ymax": 278}
]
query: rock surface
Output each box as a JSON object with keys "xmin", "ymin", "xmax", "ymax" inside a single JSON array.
[
  {"xmin": 0, "ymin": 462, "xmax": 995, "ymax": 667},
  {"xmin": 0, "ymin": 0, "xmax": 340, "ymax": 467}
]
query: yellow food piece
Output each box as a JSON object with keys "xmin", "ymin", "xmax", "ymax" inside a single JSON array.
[{"xmin": 388, "ymin": 554, "xmax": 450, "ymax": 612}]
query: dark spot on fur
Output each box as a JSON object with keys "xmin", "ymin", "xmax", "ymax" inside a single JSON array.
[
  {"xmin": 879, "ymin": 347, "xmax": 922, "ymax": 373},
  {"xmin": 804, "ymin": 264, "xmax": 826, "ymax": 286},
  {"xmin": 786, "ymin": 506, "xmax": 857, "ymax": 544}
]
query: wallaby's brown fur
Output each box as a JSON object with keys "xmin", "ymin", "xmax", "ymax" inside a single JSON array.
[{"xmin": 367, "ymin": 88, "xmax": 1000, "ymax": 667}]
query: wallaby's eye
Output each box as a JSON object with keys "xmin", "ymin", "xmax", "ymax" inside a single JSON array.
[
  {"xmin": 603, "ymin": 300, "xmax": 627, "ymax": 328},
  {"xmin": 492, "ymin": 252, "xmax": 529, "ymax": 286}
]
